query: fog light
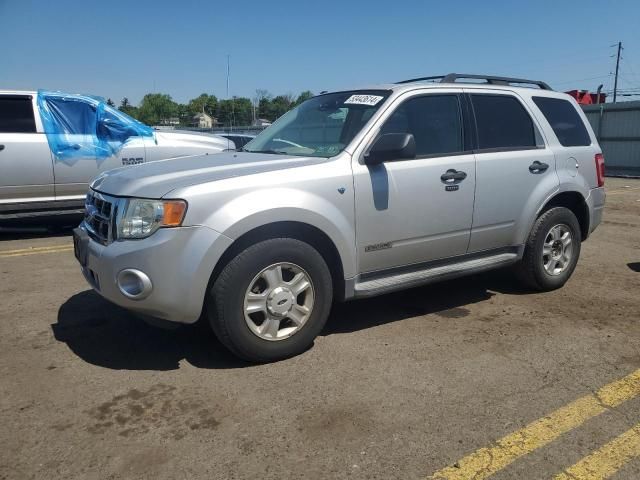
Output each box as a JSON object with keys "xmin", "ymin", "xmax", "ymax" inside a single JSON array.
[{"xmin": 117, "ymin": 269, "xmax": 153, "ymax": 300}]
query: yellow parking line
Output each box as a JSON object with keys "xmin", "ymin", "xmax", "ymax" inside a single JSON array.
[
  {"xmin": 0, "ymin": 245, "xmax": 74, "ymax": 258},
  {"xmin": 0, "ymin": 244, "xmax": 72, "ymax": 254},
  {"xmin": 553, "ymin": 424, "xmax": 640, "ymax": 480},
  {"xmin": 428, "ymin": 369, "xmax": 640, "ymax": 480}
]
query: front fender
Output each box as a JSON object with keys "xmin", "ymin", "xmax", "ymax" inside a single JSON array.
[{"xmin": 193, "ymin": 187, "xmax": 357, "ymax": 279}]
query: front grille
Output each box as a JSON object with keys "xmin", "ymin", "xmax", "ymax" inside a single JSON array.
[{"xmin": 84, "ymin": 190, "xmax": 117, "ymax": 244}]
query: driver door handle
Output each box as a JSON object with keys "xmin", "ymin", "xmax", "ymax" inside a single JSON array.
[
  {"xmin": 440, "ymin": 169, "xmax": 467, "ymax": 183},
  {"xmin": 529, "ymin": 161, "xmax": 549, "ymax": 174},
  {"xmin": 0, "ymin": 145, "xmax": 5, "ymax": 151}
]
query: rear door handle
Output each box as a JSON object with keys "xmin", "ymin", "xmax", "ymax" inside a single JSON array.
[
  {"xmin": 440, "ymin": 169, "xmax": 467, "ymax": 183},
  {"xmin": 529, "ymin": 161, "xmax": 549, "ymax": 174},
  {"xmin": 0, "ymin": 145, "xmax": 5, "ymax": 151}
]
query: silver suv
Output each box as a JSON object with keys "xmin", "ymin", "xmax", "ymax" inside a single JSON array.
[{"xmin": 73, "ymin": 74, "xmax": 606, "ymax": 362}]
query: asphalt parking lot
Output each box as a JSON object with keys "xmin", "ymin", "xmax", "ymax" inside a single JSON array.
[{"xmin": 1, "ymin": 177, "xmax": 639, "ymax": 480}]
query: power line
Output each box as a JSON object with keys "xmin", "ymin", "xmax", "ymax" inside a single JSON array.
[{"xmin": 552, "ymin": 74, "xmax": 612, "ymax": 87}]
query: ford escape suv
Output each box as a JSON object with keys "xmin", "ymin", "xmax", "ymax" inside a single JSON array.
[{"xmin": 73, "ymin": 74, "xmax": 606, "ymax": 362}]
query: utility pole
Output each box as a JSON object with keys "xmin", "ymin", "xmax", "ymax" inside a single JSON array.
[
  {"xmin": 613, "ymin": 41, "xmax": 623, "ymax": 103},
  {"xmin": 226, "ymin": 55, "xmax": 230, "ymax": 98}
]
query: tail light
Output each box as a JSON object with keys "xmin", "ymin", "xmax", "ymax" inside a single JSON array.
[{"xmin": 595, "ymin": 153, "xmax": 605, "ymax": 187}]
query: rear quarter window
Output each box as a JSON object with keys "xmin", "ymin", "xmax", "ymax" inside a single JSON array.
[
  {"xmin": 532, "ymin": 97, "xmax": 591, "ymax": 147},
  {"xmin": 0, "ymin": 96, "xmax": 36, "ymax": 133}
]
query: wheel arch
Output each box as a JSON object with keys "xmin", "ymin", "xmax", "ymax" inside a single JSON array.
[
  {"xmin": 537, "ymin": 190, "xmax": 590, "ymax": 240},
  {"xmin": 207, "ymin": 221, "xmax": 347, "ymax": 302}
]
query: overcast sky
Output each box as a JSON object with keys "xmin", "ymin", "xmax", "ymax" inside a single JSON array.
[{"xmin": 1, "ymin": 0, "xmax": 639, "ymax": 105}]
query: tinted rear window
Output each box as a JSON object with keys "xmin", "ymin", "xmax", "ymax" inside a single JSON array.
[
  {"xmin": 532, "ymin": 97, "xmax": 591, "ymax": 147},
  {"xmin": 0, "ymin": 96, "xmax": 36, "ymax": 133},
  {"xmin": 471, "ymin": 94, "xmax": 536, "ymax": 150}
]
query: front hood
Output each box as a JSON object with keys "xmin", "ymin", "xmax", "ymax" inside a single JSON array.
[
  {"xmin": 91, "ymin": 151, "xmax": 327, "ymax": 198},
  {"xmin": 154, "ymin": 130, "xmax": 232, "ymax": 150}
]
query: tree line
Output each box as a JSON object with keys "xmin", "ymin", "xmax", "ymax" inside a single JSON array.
[{"xmin": 110, "ymin": 90, "xmax": 314, "ymax": 127}]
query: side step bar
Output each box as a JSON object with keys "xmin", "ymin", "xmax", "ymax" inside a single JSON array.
[{"xmin": 353, "ymin": 252, "xmax": 519, "ymax": 298}]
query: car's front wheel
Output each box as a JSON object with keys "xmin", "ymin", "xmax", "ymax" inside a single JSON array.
[{"xmin": 208, "ymin": 238, "xmax": 333, "ymax": 362}]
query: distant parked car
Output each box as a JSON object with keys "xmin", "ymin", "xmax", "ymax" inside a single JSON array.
[{"xmin": 0, "ymin": 90, "xmax": 232, "ymax": 221}]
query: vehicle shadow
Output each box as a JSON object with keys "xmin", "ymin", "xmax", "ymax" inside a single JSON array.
[
  {"xmin": 53, "ymin": 270, "xmax": 529, "ymax": 370},
  {"xmin": 628, "ymin": 262, "xmax": 640, "ymax": 273},
  {"xmin": 53, "ymin": 290, "xmax": 249, "ymax": 371},
  {"xmin": 322, "ymin": 270, "xmax": 525, "ymax": 335}
]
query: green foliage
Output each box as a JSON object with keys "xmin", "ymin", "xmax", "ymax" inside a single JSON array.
[
  {"xmin": 118, "ymin": 97, "xmax": 139, "ymax": 118},
  {"xmin": 136, "ymin": 93, "xmax": 179, "ymax": 125},
  {"xmin": 116, "ymin": 90, "xmax": 314, "ymax": 127},
  {"xmin": 296, "ymin": 91, "xmax": 313, "ymax": 105},
  {"xmin": 187, "ymin": 94, "xmax": 218, "ymax": 117}
]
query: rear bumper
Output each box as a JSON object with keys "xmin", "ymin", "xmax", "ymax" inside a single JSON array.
[
  {"xmin": 79, "ymin": 225, "xmax": 233, "ymax": 323},
  {"xmin": 587, "ymin": 186, "xmax": 606, "ymax": 235}
]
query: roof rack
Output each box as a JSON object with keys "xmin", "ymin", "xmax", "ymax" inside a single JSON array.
[{"xmin": 396, "ymin": 73, "xmax": 552, "ymax": 90}]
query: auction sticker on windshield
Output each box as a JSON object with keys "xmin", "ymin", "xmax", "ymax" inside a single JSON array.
[{"xmin": 344, "ymin": 94, "xmax": 384, "ymax": 106}]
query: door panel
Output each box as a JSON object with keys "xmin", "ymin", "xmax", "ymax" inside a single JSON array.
[
  {"xmin": 466, "ymin": 90, "xmax": 559, "ymax": 252},
  {"xmin": 469, "ymin": 148, "xmax": 557, "ymax": 251},
  {"xmin": 353, "ymin": 92, "xmax": 476, "ymax": 274},
  {"xmin": 0, "ymin": 133, "xmax": 55, "ymax": 204},
  {"xmin": 0, "ymin": 94, "xmax": 54, "ymax": 205},
  {"xmin": 353, "ymin": 154, "xmax": 476, "ymax": 273}
]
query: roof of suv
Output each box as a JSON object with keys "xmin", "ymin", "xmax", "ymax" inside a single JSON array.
[{"xmin": 352, "ymin": 73, "xmax": 567, "ymax": 99}]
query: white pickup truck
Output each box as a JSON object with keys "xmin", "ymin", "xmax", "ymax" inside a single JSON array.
[{"xmin": 0, "ymin": 90, "xmax": 233, "ymax": 221}]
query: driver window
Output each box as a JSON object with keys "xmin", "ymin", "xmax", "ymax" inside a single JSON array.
[{"xmin": 381, "ymin": 95, "xmax": 463, "ymax": 157}]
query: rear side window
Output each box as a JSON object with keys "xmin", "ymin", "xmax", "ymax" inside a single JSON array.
[
  {"xmin": 471, "ymin": 94, "xmax": 536, "ymax": 150},
  {"xmin": 0, "ymin": 96, "xmax": 36, "ymax": 133},
  {"xmin": 532, "ymin": 97, "xmax": 591, "ymax": 147},
  {"xmin": 380, "ymin": 95, "xmax": 463, "ymax": 157}
]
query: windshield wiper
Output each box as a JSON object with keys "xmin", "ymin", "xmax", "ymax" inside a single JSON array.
[{"xmin": 244, "ymin": 149, "xmax": 289, "ymax": 155}]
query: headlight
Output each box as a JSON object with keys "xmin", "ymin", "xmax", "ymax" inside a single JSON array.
[{"xmin": 117, "ymin": 198, "xmax": 187, "ymax": 239}]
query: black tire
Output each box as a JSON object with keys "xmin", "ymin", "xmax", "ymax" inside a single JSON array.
[
  {"xmin": 208, "ymin": 238, "xmax": 333, "ymax": 362},
  {"xmin": 516, "ymin": 206, "xmax": 582, "ymax": 291}
]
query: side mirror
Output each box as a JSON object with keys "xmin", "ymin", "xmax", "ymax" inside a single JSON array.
[{"xmin": 364, "ymin": 133, "xmax": 416, "ymax": 165}]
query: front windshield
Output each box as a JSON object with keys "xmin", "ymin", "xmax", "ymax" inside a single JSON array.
[{"xmin": 244, "ymin": 90, "xmax": 391, "ymax": 157}]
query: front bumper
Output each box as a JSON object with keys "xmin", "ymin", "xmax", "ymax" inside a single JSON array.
[{"xmin": 78, "ymin": 224, "xmax": 233, "ymax": 324}]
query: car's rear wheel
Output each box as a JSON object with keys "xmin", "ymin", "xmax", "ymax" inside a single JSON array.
[
  {"xmin": 208, "ymin": 238, "xmax": 333, "ymax": 362},
  {"xmin": 516, "ymin": 206, "xmax": 582, "ymax": 291}
]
